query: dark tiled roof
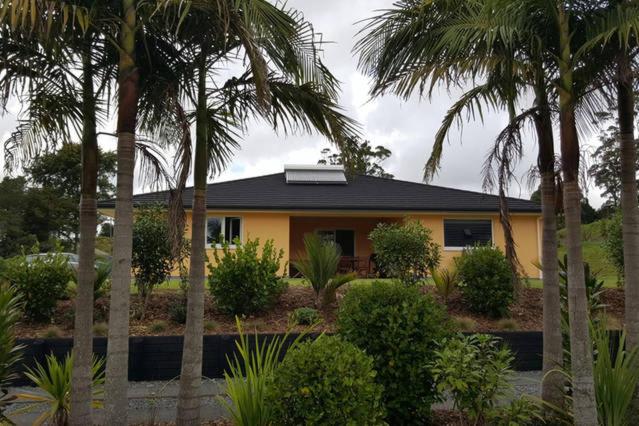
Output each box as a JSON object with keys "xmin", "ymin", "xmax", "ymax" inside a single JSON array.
[{"xmin": 97, "ymin": 173, "xmax": 541, "ymax": 213}]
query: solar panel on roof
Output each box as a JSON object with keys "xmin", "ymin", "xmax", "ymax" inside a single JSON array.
[{"xmin": 284, "ymin": 165, "xmax": 347, "ymax": 184}]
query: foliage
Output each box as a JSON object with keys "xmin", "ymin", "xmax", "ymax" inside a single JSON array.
[
  {"xmin": 168, "ymin": 301, "xmax": 187, "ymax": 324},
  {"xmin": 0, "ymin": 285, "xmax": 24, "ymax": 423},
  {"xmin": 337, "ymin": 281, "xmax": 451, "ymax": 423},
  {"xmin": 430, "ymin": 266, "xmax": 458, "ymax": 304},
  {"xmin": 603, "ymin": 212, "xmax": 624, "ymax": 284},
  {"xmin": 558, "ymin": 254, "xmax": 606, "ymax": 322},
  {"xmin": 588, "ymin": 118, "xmax": 639, "ymax": 210},
  {"xmin": 369, "ymin": 221, "xmax": 440, "ymax": 285},
  {"xmin": 430, "ymin": 334, "xmax": 538, "ymax": 425},
  {"xmin": 93, "ymin": 260, "xmax": 112, "ymax": 300},
  {"xmin": 220, "ymin": 318, "xmax": 306, "ymax": 426},
  {"xmin": 3, "ymin": 250, "xmax": 73, "ymax": 322},
  {"xmin": 209, "ymin": 238, "xmax": 286, "ymax": 315},
  {"xmin": 591, "ymin": 323, "xmax": 639, "ymax": 426},
  {"xmin": 289, "ymin": 307, "xmax": 321, "ymax": 326},
  {"xmin": 291, "ymin": 233, "xmax": 356, "ymax": 307},
  {"xmin": 488, "ymin": 396, "xmax": 541, "ymax": 426},
  {"xmin": 132, "ymin": 206, "xmax": 176, "ymax": 303},
  {"xmin": 0, "ymin": 177, "xmax": 51, "ymax": 256},
  {"xmin": 456, "ymin": 245, "xmax": 514, "ymax": 318},
  {"xmin": 25, "ymin": 144, "xmax": 117, "ymax": 249},
  {"xmin": 15, "ymin": 354, "xmax": 104, "ymax": 426},
  {"xmin": 318, "ymin": 136, "xmax": 393, "ymax": 178},
  {"xmin": 149, "ymin": 320, "xmax": 168, "ymax": 333},
  {"xmin": 269, "ymin": 335, "xmax": 385, "ymax": 425}
]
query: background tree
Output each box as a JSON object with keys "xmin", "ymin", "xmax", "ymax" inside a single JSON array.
[
  {"xmin": 318, "ymin": 136, "xmax": 394, "ymax": 178},
  {"xmin": 589, "ymin": 118, "xmax": 639, "ymax": 209},
  {"xmin": 25, "ymin": 144, "xmax": 117, "ymax": 251}
]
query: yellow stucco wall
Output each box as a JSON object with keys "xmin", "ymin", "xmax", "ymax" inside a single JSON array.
[
  {"xmin": 181, "ymin": 211, "xmax": 291, "ymax": 275},
  {"xmin": 100, "ymin": 208, "xmax": 541, "ymax": 278},
  {"xmin": 413, "ymin": 213, "xmax": 541, "ymax": 278}
]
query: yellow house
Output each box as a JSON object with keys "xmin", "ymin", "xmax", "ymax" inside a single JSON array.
[{"xmin": 99, "ymin": 165, "xmax": 542, "ymax": 278}]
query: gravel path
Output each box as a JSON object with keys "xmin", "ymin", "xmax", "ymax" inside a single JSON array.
[{"xmin": 6, "ymin": 371, "xmax": 543, "ymax": 425}]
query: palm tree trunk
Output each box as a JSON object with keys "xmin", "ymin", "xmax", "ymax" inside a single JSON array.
[
  {"xmin": 105, "ymin": 1, "xmax": 139, "ymax": 424},
  {"xmin": 534, "ymin": 75, "xmax": 564, "ymax": 412},
  {"xmin": 617, "ymin": 54, "xmax": 639, "ymax": 349},
  {"xmin": 70, "ymin": 43, "xmax": 98, "ymax": 426},
  {"xmin": 176, "ymin": 47, "xmax": 208, "ymax": 425},
  {"xmin": 557, "ymin": 7, "xmax": 597, "ymax": 424}
]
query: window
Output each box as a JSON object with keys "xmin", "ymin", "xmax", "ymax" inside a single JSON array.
[
  {"xmin": 206, "ymin": 216, "xmax": 242, "ymax": 246},
  {"xmin": 316, "ymin": 229, "xmax": 355, "ymax": 256},
  {"xmin": 443, "ymin": 219, "xmax": 492, "ymax": 249}
]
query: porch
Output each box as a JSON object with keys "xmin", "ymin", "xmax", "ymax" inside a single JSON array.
[{"xmin": 288, "ymin": 215, "xmax": 403, "ymax": 277}]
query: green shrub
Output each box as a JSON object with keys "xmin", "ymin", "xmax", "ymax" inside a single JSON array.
[
  {"xmin": 42, "ymin": 326, "xmax": 63, "ymax": 339},
  {"xmin": 456, "ymin": 245, "xmax": 513, "ymax": 317},
  {"xmin": 168, "ymin": 301, "xmax": 187, "ymax": 324},
  {"xmin": 208, "ymin": 238, "xmax": 286, "ymax": 315},
  {"xmin": 92, "ymin": 322, "xmax": 108, "ymax": 337},
  {"xmin": 269, "ymin": 335, "xmax": 385, "ymax": 425},
  {"xmin": 369, "ymin": 221, "xmax": 440, "ymax": 285},
  {"xmin": 291, "ymin": 233, "xmax": 355, "ymax": 307},
  {"xmin": 430, "ymin": 334, "xmax": 525, "ymax": 425},
  {"xmin": 204, "ymin": 320, "xmax": 219, "ymax": 333},
  {"xmin": 337, "ymin": 281, "xmax": 451, "ymax": 423},
  {"xmin": 149, "ymin": 320, "xmax": 168, "ymax": 333},
  {"xmin": 3, "ymin": 252, "xmax": 73, "ymax": 322},
  {"xmin": 289, "ymin": 307, "xmax": 321, "ymax": 326},
  {"xmin": 453, "ymin": 316, "xmax": 477, "ymax": 331}
]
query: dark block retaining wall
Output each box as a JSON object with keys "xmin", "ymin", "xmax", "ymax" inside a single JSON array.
[{"xmin": 12, "ymin": 331, "xmax": 543, "ymax": 386}]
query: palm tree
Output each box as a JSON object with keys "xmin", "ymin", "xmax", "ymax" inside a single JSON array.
[
  {"xmin": 1, "ymin": 3, "xmax": 184, "ymax": 423},
  {"xmin": 0, "ymin": 4, "xmax": 111, "ymax": 423},
  {"xmin": 167, "ymin": 3, "xmax": 357, "ymax": 423},
  {"xmin": 354, "ymin": 0, "xmax": 566, "ymax": 410}
]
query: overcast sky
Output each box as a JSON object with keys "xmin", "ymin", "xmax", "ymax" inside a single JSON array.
[{"xmin": 0, "ymin": 0, "xmax": 606, "ymax": 206}]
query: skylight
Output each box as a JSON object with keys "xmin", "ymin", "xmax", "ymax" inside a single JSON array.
[{"xmin": 284, "ymin": 164, "xmax": 347, "ymax": 185}]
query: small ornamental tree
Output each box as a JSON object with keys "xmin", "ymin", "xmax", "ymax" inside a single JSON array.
[
  {"xmin": 132, "ymin": 206, "xmax": 183, "ymax": 317},
  {"xmin": 603, "ymin": 212, "xmax": 624, "ymax": 284},
  {"xmin": 369, "ymin": 221, "xmax": 440, "ymax": 285}
]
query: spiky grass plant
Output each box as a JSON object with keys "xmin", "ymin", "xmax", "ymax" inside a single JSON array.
[
  {"xmin": 591, "ymin": 323, "xmax": 639, "ymax": 426},
  {"xmin": 15, "ymin": 354, "xmax": 104, "ymax": 426},
  {"xmin": 0, "ymin": 284, "xmax": 24, "ymax": 423},
  {"xmin": 219, "ymin": 318, "xmax": 307, "ymax": 426}
]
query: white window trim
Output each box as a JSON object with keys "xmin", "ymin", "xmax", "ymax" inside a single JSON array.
[
  {"xmin": 205, "ymin": 215, "xmax": 243, "ymax": 249},
  {"xmin": 443, "ymin": 218, "xmax": 493, "ymax": 251}
]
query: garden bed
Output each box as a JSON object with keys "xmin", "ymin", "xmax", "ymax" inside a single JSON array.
[{"xmin": 13, "ymin": 282, "xmax": 625, "ymax": 339}]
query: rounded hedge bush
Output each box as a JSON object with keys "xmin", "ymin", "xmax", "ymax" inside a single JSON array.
[
  {"xmin": 456, "ymin": 245, "xmax": 514, "ymax": 318},
  {"xmin": 208, "ymin": 238, "xmax": 286, "ymax": 315},
  {"xmin": 269, "ymin": 335, "xmax": 385, "ymax": 425},
  {"xmin": 3, "ymin": 252, "xmax": 72, "ymax": 322},
  {"xmin": 337, "ymin": 281, "xmax": 451, "ymax": 423}
]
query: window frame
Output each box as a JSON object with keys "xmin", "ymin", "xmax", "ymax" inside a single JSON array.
[
  {"xmin": 443, "ymin": 218, "xmax": 493, "ymax": 251},
  {"xmin": 205, "ymin": 215, "xmax": 243, "ymax": 248}
]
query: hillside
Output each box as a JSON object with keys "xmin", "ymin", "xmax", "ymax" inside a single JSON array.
[{"xmin": 557, "ymin": 219, "xmax": 620, "ymax": 287}]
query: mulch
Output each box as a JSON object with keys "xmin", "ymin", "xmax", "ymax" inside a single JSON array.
[{"xmin": 14, "ymin": 284, "xmax": 626, "ymax": 339}]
